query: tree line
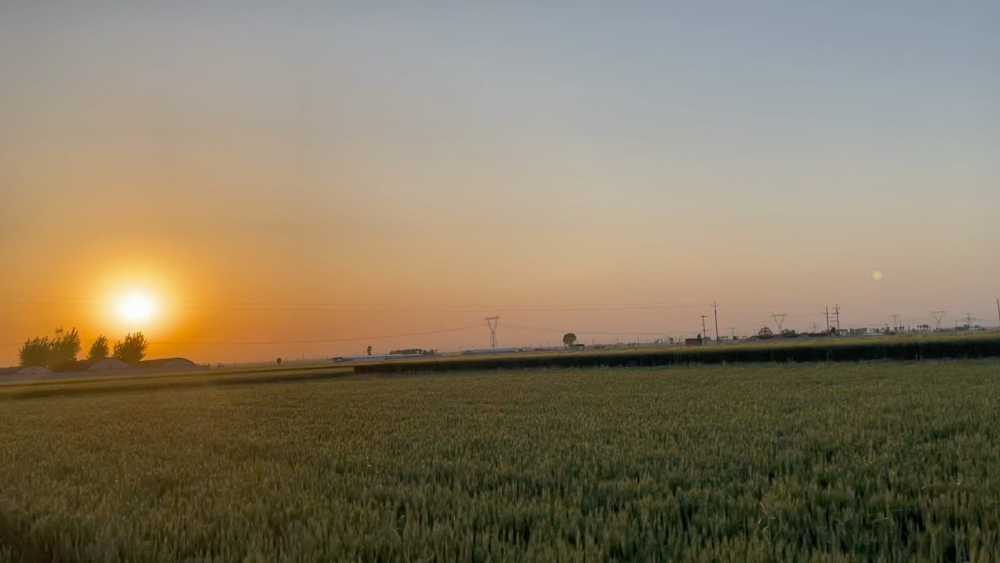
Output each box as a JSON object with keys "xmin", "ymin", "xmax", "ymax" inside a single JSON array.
[{"xmin": 18, "ymin": 328, "xmax": 149, "ymax": 369}]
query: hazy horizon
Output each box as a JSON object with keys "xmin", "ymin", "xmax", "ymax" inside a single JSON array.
[{"xmin": 2, "ymin": 1, "xmax": 998, "ymax": 365}]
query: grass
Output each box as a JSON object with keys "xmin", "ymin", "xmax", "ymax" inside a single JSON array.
[{"xmin": 1, "ymin": 360, "xmax": 1000, "ymax": 560}]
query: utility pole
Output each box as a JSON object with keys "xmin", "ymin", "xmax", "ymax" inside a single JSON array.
[
  {"xmin": 772, "ymin": 313, "xmax": 787, "ymax": 332},
  {"xmin": 485, "ymin": 316, "xmax": 500, "ymax": 349},
  {"xmin": 833, "ymin": 305, "xmax": 841, "ymax": 333},
  {"xmin": 966, "ymin": 313, "xmax": 973, "ymax": 328},
  {"xmin": 701, "ymin": 315, "xmax": 708, "ymax": 341},
  {"xmin": 892, "ymin": 315, "xmax": 900, "ymax": 333},
  {"xmin": 825, "ymin": 307, "xmax": 830, "ymax": 333},
  {"xmin": 931, "ymin": 311, "xmax": 946, "ymax": 331},
  {"xmin": 996, "ymin": 299, "xmax": 999, "ymax": 328},
  {"xmin": 713, "ymin": 302, "xmax": 720, "ymax": 344}
]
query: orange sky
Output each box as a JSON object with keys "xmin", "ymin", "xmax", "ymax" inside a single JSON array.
[{"xmin": 1, "ymin": 3, "xmax": 998, "ymax": 366}]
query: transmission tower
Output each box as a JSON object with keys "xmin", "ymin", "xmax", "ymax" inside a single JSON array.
[
  {"xmin": 485, "ymin": 316, "xmax": 500, "ymax": 349},
  {"xmin": 772, "ymin": 313, "xmax": 787, "ymax": 332},
  {"xmin": 931, "ymin": 311, "xmax": 946, "ymax": 331}
]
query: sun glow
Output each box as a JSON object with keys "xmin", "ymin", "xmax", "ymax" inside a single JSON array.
[{"xmin": 117, "ymin": 292, "xmax": 158, "ymax": 323}]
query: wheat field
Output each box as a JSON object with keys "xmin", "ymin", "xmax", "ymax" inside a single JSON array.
[{"xmin": 1, "ymin": 360, "xmax": 999, "ymax": 561}]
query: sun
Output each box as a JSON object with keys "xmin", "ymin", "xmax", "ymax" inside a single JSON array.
[
  {"xmin": 872, "ymin": 270, "xmax": 883, "ymax": 281},
  {"xmin": 117, "ymin": 292, "xmax": 158, "ymax": 323}
]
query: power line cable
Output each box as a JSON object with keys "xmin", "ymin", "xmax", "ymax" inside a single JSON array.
[{"xmin": 148, "ymin": 324, "xmax": 483, "ymax": 347}]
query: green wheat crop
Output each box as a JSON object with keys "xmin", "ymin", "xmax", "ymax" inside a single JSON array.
[{"xmin": 1, "ymin": 360, "xmax": 999, "ymax": 561}]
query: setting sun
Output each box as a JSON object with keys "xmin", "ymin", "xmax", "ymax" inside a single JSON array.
[{"xmin": 117, "ymin": 293, "xmax": 158, "ymax": 323}]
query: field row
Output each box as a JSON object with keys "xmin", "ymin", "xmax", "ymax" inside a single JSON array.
[
  {"xmin": 1, "ymin": 360, "xmax": 999, "ymax": 560},
  {"xmin": 357, "ymin": 333, "xmax": 1000, "ymax": 374}
]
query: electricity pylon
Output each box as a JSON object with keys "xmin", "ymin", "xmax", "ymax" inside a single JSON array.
[
  {"xmin": 931, "ymin": 311, "xmax": 946, "ymax": 331},
  {"xmin": 485, "ymin": 316, "xmax": 500, "ymax": 349}
]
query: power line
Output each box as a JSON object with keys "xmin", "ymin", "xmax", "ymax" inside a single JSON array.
[
  {"xmin": 0, "ymin": 296, "xmax": 715, "ymax": 313},
  {"xmin": 504, "ymin": 323, "xmax": 697, "ymax": 337},
  {"xmin": 149, "ymin": 324, "xmax": 483, "ymax": 347},
  {"xmin": 6, "ymin": 294, "xmax": 997, "ymax": 313}
]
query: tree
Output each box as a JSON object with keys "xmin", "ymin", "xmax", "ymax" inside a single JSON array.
[
  {"xmin": 18, "ymin": 336, "xmax": 50, "ymax": 367},
  {"xmin": 563, "ymin": 333, "xmax": 577, "ymax": 347},
  {"xmin": 47, "ymin": 327, "xmax": 81, "ymax": 370},
  {"xmin": 113, "ymin": 332, "xmax": 148, "ymax": 365},
  {"xmin": 88, "ymin": 335, "xmax": 110, "ymax": 361},
  {"xmin": 17, "ymin": 328, "xmax": 81, "ymax": 369},
  {"xmin": 367, "ymin": 346, "xmax": 372, "ymax": 356}
]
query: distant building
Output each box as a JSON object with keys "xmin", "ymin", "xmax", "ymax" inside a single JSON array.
[
  {"xmin": 138, "ymin": 358, "xmax": 200, "ymax": 370},
  {"xmin": 88, "ymin": 358, "xmax": 132, "ymax": 372},
  {"xmin": 0, "ymin": 357, "xmax": 207, "ymax": 381}
]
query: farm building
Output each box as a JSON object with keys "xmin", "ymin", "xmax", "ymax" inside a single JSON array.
[
  {"xmin": 461, "ymin": 348, "xmax": 522, "ymax": 356},
  {"xmin": 0, "ymin": 357, "xmax": 207, "ymax": 381},
  {"xmin": 88, "ymin": 358, "xmax": 133, "ymax": 372},
  {"xmin": 12, "ymin": 366, "xmax": 54, "ymax": 378},
  {"xmin": 138, "ymin": 358, "xmax": 200, "ymax": 370},
  {"xmin": 334, "ymin": 353, "xmax": 425, "ymax": 362}
]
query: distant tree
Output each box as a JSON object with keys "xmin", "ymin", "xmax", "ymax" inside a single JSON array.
[
  {"xmin": 18, "ymin": 336, "xmax": 50, "ymax": 367},
  {"xmin": 48, "ymin": 327, "xmax": 81, "ymax": 369},
  {"xmin": 276, "ymin": 357, "xmax": 282, "ymax": 366},
  {"xmin": 88, "ymin": 335, "xmax": 110, "ymax": 362},
  {"xmin": 113, "ymin": 332, "xmax": 148, "ymax": 365},
  {"xmin": 17, "ymin": 328, "xmax": 81, "ymax": 369},
  {"xmin": 562, "ymin": 333, "xmax": 577, "ymax": 347},
  {"xmin": 367, "ymin": 346, "xmax": 372, "ymax": 356}
]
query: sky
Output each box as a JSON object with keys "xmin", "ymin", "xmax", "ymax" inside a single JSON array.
[{"xmin": 1, "ymin": 1, "xmax": 998, "ymax": 365}]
